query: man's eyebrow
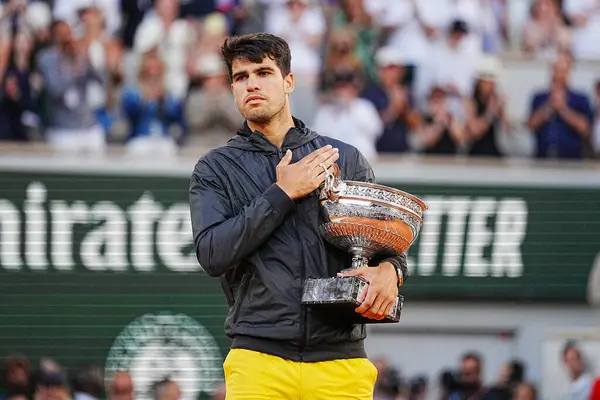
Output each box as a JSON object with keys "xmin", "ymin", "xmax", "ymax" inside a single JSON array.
[
  {"xmin": 232, "ymin": 70, "xmax": 247, "ymax": 80},
  {"xmin": 232, "ymin": 66, "xmax": 276, "ymax": 80},
  {"xmin": 254, "ymin": 66, "xmax": 276, "ymax": 73}
]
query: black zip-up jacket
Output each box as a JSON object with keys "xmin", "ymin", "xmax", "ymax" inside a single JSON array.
[{"xmin": 189, "ymin": 118, "xmax": 408, "ymax": 362}]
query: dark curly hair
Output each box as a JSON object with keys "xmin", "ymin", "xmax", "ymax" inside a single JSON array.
[{"xmin": 221, "ymin": 33, "xmax": 292, "ymax": 81}]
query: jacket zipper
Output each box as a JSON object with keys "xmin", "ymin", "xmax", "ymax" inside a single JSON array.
[{"xmin": 276, "ymin": 147, "xmax": 307, "ymax": 360}]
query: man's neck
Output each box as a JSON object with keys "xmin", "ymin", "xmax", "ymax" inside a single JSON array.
[
  {"xmin": 572, "ymin": 371, "xmax": 585, "ymax": 382},
  {"xmin": 247, "ymin": 113, "xmax": 295, "ymax": 148}
]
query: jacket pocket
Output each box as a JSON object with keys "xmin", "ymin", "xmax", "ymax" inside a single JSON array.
[{"xmin": 232, "ymin": 273, "xmax": 251, "ymax": 324}]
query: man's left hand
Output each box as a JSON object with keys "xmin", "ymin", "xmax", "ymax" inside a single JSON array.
[{"xmin": 337, "ymin": 262, "xmax": 399, "ymax": 320}]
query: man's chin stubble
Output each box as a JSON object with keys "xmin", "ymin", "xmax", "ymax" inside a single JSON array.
[{"xmin": 245, "ymin": 111, "xmax": 272, "ymax": 124}]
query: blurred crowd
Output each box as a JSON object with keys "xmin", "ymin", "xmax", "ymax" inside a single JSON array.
[
  {"xmin": 0, "ymin": 355, "xmax": 187, "ymax": 400},
  {"xmin": 372, "ymin": 341, "xmax": 600, "ymax": 400},
  {"xmin": 0, "ymin": 0, "xmax": 600, "ymax": 160},
  {"xmin": 2, "ymin": 341, "xmax": 600, "ymax": 400}
]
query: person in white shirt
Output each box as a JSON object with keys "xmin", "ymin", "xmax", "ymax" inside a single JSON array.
[
  {"xmin": 562, "ymin": 341, "xmax": 593, "ymax": 400},
  {"xmin": 313, "ymin": 70, "xmax": 384, "ymax": 163},
  {"xmin": 563, "ymin": 0, "xmax": 600, "ymax": 60},
  {"xmin": 265, "ymin": 0, "xmax": 325, "ymax": 124},
  {"xmin": 421, "ymin": 20, "xmax": 479, "ymax": 118},
  {"xmin": 133, "ymin": 0, "xmax": 196, "ymax": 100},
  {"xmin": 264, "ymin": 0, "xmax": 325, "ymax": 78}
]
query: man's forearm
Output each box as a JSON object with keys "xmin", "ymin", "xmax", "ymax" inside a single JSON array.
[
  {"xmin": 558, "ymin": 107, "xmax": 590, "ymax": 137},
  {"xmin": 527, "ymin": 104, "xmax": 552, "ymax": 131}
]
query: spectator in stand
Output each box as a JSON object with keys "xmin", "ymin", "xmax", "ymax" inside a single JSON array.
[
  {"xmin": 483, "ymin": 360, "xmax": 525, "ymax": 400},
  {"xmin": 562, "ymin": 0, "xmax": 600, "ymax": 60},
  {"xmin": 424, "ymin": 19, "xmax": 478, "ymax": 118},
  {"xmin": 106, "ymin": 371, "xmax": 133, "ymax": 400},
  {"xmin": 52, "ymin": 0, "xmax": 122, "ymax": 38},
  {"xmin": 36, "ymin": 19, "xmax": 107, "ymax": 154},
  {"xmin": 329, "ymin": 0, "xmax": 379, "ymax": 82},
  {"xmin": 76, "ymin": 2, "xmax": 124, "ymax": 135},
  {"xmin": 313, "ymin": 69, "xmax": 384, "ymax": 163},
  {"xmin": 593, "ymin": 80, "xmax": 600, "ymax": 157},
  {"xmin": 319, "ymin": 27, "xmax": 364, "ymax": 97},
  {"xmin": 414, "ymin": 86, "xmax": 466, "ymax": 155},
  {"xmin": 408, "ymin": 376, "xmax": 428, "ymax": 400},
  {"xmin": 448, "ymin": 352, "xmax": 489, "ymax": 400},
  {"xmin": 522, "ymin": 0, "xmax": 571, "ymax": 59},
  {"xmin": 186, "ymin": 12, "xmax": 230, "ymax": 95},
  {"xmin": 35, "ymin": 370, "xmax": 71, "ymax": 400},
  {"xmin": 452, "ymin": 0, "xmax": 488, "ymax": 58},
  {"xmin": 373, "ymin": 362, "xmax": 404, "ymax": 400},
  {"xmin": 562, "ymin": 340, "xmax": 593, "ymax": 400},
  {"xmin": 265, "ymin": 0, "xmax": 325, "ymax": 123},
  {"xmin": 439, "ymin": 370, "xmax": 461, "ymax": 400},
  {"xmin": 121, "ymin": 49, "xmax": 185, "ymax": 156},
  {"xmin": 512, "ymin": 382, "xmax": 537, "ymax": 400},
  {"xmin": 0, "ymin": 31, "xmax": 36, "ymax": 142},
  {"xmin": 71, "ymin": 364, "xmax": 104, "ymax": 400},
  {"xmin": 185, "ymin": 52, "xmax": 243, "ymax": 147},
  {"xmin": 463, "ymin": 55, "xmax": 508, "ymax": 157},
  {"xmin": 133, "ymin": 0, "xmax": 196, "ymax": 100},
  {"xmin": 0, "ymin": 355, "xmax": 32, "ymax": 400},
  {"xmin": 527, "ymin": 52, "xmax": 594, "ymax": 159},
  {"xmin": 378, "ymin": 0, "xmax": 454, "ymax": 107},
  {"xmin": 361, "ymin": 46, "xmax": 421, "ymax": 154}
]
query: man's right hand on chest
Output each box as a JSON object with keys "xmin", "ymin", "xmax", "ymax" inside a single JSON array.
[{"xmin": 276, "ymin": 145, "xmax": 339, "ymax": 200}]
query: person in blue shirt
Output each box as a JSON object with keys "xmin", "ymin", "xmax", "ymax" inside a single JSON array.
[
  {"xmin": 120, "ymin": 50, "xmax": 186, "ymax": 146},
  {"xmin": 360, "ymin": 47, "xmax": 420, "ymax": 154},
  {"xmin": 527, "ymin": 53, "xmax": 593, "ymax": 159}
]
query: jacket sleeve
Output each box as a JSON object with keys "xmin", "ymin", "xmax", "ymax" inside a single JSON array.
[
  {"xmin": 350, "ymin": 149, "xmax": 409, "ymax": 284},
  {"xmin": 189, "ymin": 159, "xmax": 296, "ymax": 277}
]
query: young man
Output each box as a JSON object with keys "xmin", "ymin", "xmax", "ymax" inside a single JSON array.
[{"xmin": 189, "ymin": 33, "xmax": 408, "ymax": 399}]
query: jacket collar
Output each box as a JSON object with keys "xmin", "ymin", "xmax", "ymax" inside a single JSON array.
[{"xmin": 232, "ymin": 117, "xmax": 319, "ymax": 153}]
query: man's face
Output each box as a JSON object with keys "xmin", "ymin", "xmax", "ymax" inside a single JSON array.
[
  {"xmin": 52, "ymin": 22, "xmax": 72, "ymax": 46},
  {"xmin": 379, "ymin": 65, "xmax": 404, "ymax": 87},
  {"xmin": 109, "ymin": 373, "xmax": 134, "ymax": 400},
  {"xmin": 552, "ymin": 57, "xmax": 572, "ymax": 87},
  {"xmin": 159, "ymin": 382, "xmax": 181, "ymax": 400},
  {"xmin": 7, "ymin": 365, "xmax": 28, "ymax": 385},
  {"xmin": 460, "ymin": 358, "xmax": 481, "ymax": 387},
  {"xmin": 230, "ymin": 56, "xmax": 293, "ymax": 124},
  {"xmin": 36, "ymin": 385, "xmax": 69, "ymax": 400},
  {"xmin": 564, "ymin": 348, "xmax": 584, "ymax": 379},
  {"xmin": 155, "ymin": 0, "xmax": 179, "ymax": 21}
]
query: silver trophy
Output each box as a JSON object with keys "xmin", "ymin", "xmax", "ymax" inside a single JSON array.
[{"xmin": 301, "ymin": 165, "xmax": 427, "ymax": 324}]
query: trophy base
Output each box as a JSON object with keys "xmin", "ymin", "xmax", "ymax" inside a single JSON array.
[{"xmin": 301, "ymin": 276, "xmax": 403, "ymax": 324}]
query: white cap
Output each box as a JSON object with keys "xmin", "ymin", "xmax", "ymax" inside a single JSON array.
[
  {"xmin": 25, "ymin": 2, "xmax": 52, "ymax": 30},
  {"xmin": 475, "ymin": 55, "xmax": 502, "ymax": 81},
  {"xmin": 375, "ymin": 46, "xmax": 404, "ymax": 68},
  {"xmin": 195, "ymin": 53, "xmax": 226, "ymax": 77}
]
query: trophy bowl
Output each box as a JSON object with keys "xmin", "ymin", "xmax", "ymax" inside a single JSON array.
[{"xmin": 301, "ymin": 166, "xmax": 427, "ymax": 324}]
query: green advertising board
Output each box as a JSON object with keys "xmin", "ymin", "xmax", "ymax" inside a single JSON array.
[
  {"xmin": 1, "ymin": 155, "xmax": 600, "ymax": 399},
  {"xmin": 0, "ymin": 170, "xmax": 228, "ymax": 400}
]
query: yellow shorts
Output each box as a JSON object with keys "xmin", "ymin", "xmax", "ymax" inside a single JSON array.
[{"xmin": 223, "ymin": 348, "xmax": 378, "ymax": 400}]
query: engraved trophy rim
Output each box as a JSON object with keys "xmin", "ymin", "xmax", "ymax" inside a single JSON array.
[{"xmin": 325, "ymin": 179, "xmax": 428, "ymax": 213}]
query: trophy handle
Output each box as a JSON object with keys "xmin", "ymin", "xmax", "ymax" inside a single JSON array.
[{"xmin": 322, "ymin": 163, "xmax": 342, "ymax": 201}]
